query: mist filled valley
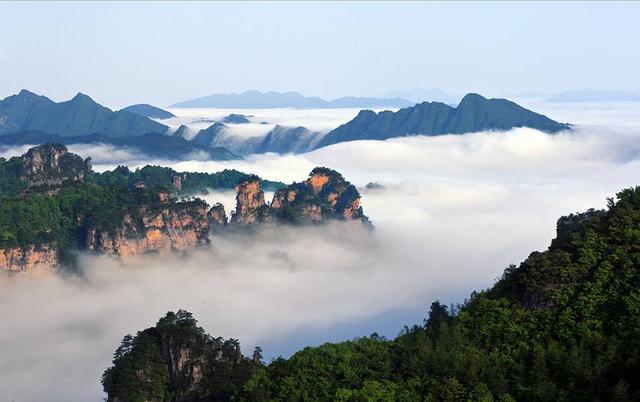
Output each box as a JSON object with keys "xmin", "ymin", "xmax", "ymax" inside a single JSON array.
[
  {"xmin": 3, "ymin": 2, "xmax": 640, "ymax": 401},
  {"xmin": 2, "ymin": 99, "xmax": 640, "ymax": 401}
]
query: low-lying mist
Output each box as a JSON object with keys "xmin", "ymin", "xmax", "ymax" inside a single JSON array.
[{"xmin": 3, "ymin": 102, "xmax": 640, "ymax": 401}]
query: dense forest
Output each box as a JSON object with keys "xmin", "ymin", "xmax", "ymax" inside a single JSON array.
[
  {"xmin": 0, "ymin": 145, "xmax": 282, "ymax": 253},
  {"xmin": 104, "ymin": 186, "xmax": 640, "ymax": 401},
  {"xmin": 88, "ymin": 165, "xmax": 284, "ymax": 194}
]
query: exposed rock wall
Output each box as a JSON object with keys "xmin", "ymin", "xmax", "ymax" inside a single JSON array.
[
  {"xmin": 0, "ymin": 245, "xmax": 58, "ymax": 274},
  {"xmin": 269, "ymin": 167, "xmax": 369, "ymax": 224},
  {"xmin": 85, "ymin": 203, "xmax": 211, "ymax": 257},
  {"xmin": 21, "ymin": 143, "xmax": 91, "ymax": 191},
  {"xmin": 208, "ymin": 203, "xmax": 228, "ymax": 227},
  {"xmin": 230, "ymin": 176, "xmax": 271, "ymax": 226}
]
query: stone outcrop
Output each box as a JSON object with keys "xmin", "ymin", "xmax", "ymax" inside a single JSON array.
[
  {"xmin": 21, "ymin": 143, "xmax": 91, "ymax": 191},
  {"xmin": 0, "ymin": 245, "xmax": 58, "ymax": 274},
  {"xmin": 230, "ymin": 175, "xmax": 271, "ymax": 226},
  {"xmin": 85, "ymin": 201, "xmax": 211, "ymax": 257},
  {"xmin": 207, "ymin": 202, "xmax": 228, "ymax": 227},
  {"xmin": 269, "ymin": 167, "xmax": 369, "ymax": 224},
  {"xmin": 0, "ymin": 143, "xmax": 371, "ymax": 275},
  {"xmin": 228, "ymin": 167, "xmax": 370, "ymax": 227}
]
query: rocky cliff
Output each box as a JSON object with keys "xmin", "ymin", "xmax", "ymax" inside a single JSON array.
[
  {"xmin": 230, "ymin": 167, "xmax": 370, "ymax": 226},
  {"xmin": 85, "ymin": 198, "xmax": 212, "ymax": 257},
  {"xmin": 0, "ymin": 245, "xmax": 59, "ymax": 274},
  {"xmin": 270, "ymin": 167, "xmax": 368, "ymax": 224},
  {"xmin": 230, "ymin": 175, "xmax": 272, "ymax": 226},
  {"xmin": 21, "ymin": 143, "xmax": 91, "ymax": 192},
  {"xmin": 208, "ymin": 202, "xmax": 228, "ymax": 228},
  {"xmin": 1, "ymin": 145, "xmax": 370, "ymax": 274}
]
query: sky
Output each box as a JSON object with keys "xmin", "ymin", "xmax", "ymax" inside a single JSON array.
[{"xmin": 1, "ymin": 1, "xmax": 639, "ymax": 107}]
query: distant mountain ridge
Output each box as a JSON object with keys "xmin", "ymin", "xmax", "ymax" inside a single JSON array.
[
  {"xmin": 547, "ymin": 89, "xmax": 640, "ymax": 102},
  {"xmin": 0, "ymin": 131, "xmax": 240, "ymax": 161},
  {"xmin": 187, "ymin": 122, "xmax": 321, "ymax": 155},
  {"xmin": 121, "ymin": 104, "xmax": 175, "ymax": 119},
  {"xmin": 0, "ymin": 90, "xmax": 573, "ymax": 158},
  {"xmin": 0, "ymin": 90, "xmax": 168, "ymax": 137},
  {"xmin": 171, "ymin": 90, "xmax": 413, "ymax": 109},
  {"xmin": 382, "ymin": 88, "xmax": 460, "ymax": 105},
  {"xmin": 316, "ymin": 93, "xmax": 571, "ymax": 149}
]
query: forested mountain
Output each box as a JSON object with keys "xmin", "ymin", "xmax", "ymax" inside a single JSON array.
[
  {"xmin": 0, "ymin": 90, "xmax": 168, "ymax": 137},
  {"xmin": 316, "ymin": 93, "xmax": 571, "ymax": 149},
  {"xmin": 0, "ymin": 131, "xmax": 240, "ymax": 161},
  {"xmin": 0, "ymin": 144, "xmax": 367, "ymax": 273},
  {"xmin": 104, "ymin": 185, "xmax": 640, "ymax": 401},
  {"xmin": 102, "ymin": 310, "xmax": 262, "ymax": 402},
  {"xmin": 547, "ymin": 89, "xmax": 640, "ymax": 102},
  {"xmin": 189, "ymin": 123, "xmax": 322, "ymax": 155}
]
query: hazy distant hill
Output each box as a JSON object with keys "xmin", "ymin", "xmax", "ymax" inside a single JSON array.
[
  {"xmin": 0, "ymin": 130, "xmax": 240, "ymax": 161},
  {"xmin": 254, "ymin": 125, "xmax": 322, "ymax": 154},
  {"xmin": 187, "ymin": 122, "xmax": 321, "ymax": 155},
  {"xmin": 547, "ymin": 89, "xmax": 640, "ymax": 102},
  {"xmin": 121, "ymin": 103, "xmax": 176, "ymax": 119},
  {"xmin": 0, "ymin": 90, "xmax": 168, "ymax": 137},
  {"xmin": 221, "ymin": 113, "xmax": 251, "ymax": 124},
  {"xmin": 316, "ymin": 93, "xmax": 570, "ymax": 149},
  {"xmin": 171, "ymin": 90, "xmax": 413, "ymax": 109},
  {"xmin": 382, "ymin": 88, "xmax": 460, "ymax": 104}
]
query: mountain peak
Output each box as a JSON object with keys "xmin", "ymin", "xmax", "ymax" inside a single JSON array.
[
  {"xmin": 17, "ymin": 89, "xmax": 39, "ymax": 97},
  {"xmin": 458, "ymin": 93, "xmax": 488, "ymax": 105},
  {"xmin": 70, "ymin": 92, "xmax": 95, "ymax": 103}
]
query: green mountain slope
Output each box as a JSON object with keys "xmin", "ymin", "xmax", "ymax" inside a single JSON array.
[
  {"xmin": 104, "ymin": 185, "xmax": 640, "ymax": 401},
  {"xmin": 316, "ymin": 93, "xmax": 571, "ymax": 149},
  {"xmin": 0, "ymin": 90, "xmax": 168, "ymax": 137}
]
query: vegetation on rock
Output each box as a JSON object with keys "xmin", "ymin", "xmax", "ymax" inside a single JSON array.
[{"xmin": 105, "ymin": 186, "xmax": 640, "ymax": 401}]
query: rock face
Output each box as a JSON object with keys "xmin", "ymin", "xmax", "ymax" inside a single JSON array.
[
  {"xmin": 21, "ymin": 143, "xmax": 91, "ymax": 190},
  {"xmin": 230, "ymin": 176, "xmax": 271, "ymax": 226},
  {"xmin": 270, "ymin": 167, "xmax": 369, "ymax": 224},
  {"xmin": 228, "ymin": 167, "xmax": 369, "ymax": 227},
  {"xmin": 207, "ymin": 203, "xmax": 228, "ymax": 227},
  {"xmin": 85, "ymin": 200, "xmax": 211, "ymax": 257},
  {"xmin": 0, "ymin": 143, "xmax": 371, "ymax": 275},
  {"xmin": 0, "ymin": 245, "xmax": 58, "ymax": 274}
]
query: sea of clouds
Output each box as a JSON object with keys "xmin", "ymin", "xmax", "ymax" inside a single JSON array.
[{"xmin": 2, "ymin": 101, "xmax": 640, "ymax": 401}]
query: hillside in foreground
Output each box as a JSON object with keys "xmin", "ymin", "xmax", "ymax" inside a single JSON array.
[{"xmin": 104, "ymin": 186, "xmax": 640, "ymax": 401}]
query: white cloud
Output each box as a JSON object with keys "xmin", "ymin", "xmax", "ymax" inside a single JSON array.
[{"xmin": 3, "ymin": 102, "xmax": 640, "ymax": 401}]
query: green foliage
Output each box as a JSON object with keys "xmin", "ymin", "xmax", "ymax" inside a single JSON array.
[
  {"xmin": 0, "ymin": 156, "xmax": 26, "ymax": 195},
  {"xmin": 87, "ymin": 165, "xmax": 284, "ymax": 194},
  {"xmin": 0, "ymin": 183, "xmax": 171, "ymax": 249},
  {"xmin": 103, "ymin": 310, "xmax": 260, "ymax": 402},
  {"xmin": 241, "ymin": 187, "xmax": 640, "ymax": 402}
]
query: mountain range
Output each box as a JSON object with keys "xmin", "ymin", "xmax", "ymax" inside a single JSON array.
[
  {"xmin": 0, "ymin": 90, "xmax": 571, "ymax": 158},
  {"xmin": 547, "ymin": 89, "xmax": 640, "ymax": 102},
  {"xmin": 0, "ymin": 90, "xmax": 168, "ymax": 137},
  {"xmin": 316, "ymin": 93, "xmax": 571, "ymax": 148},
  {"xmin": 171, "ymin": 90, "xmax": 414, "ymax": 109}
]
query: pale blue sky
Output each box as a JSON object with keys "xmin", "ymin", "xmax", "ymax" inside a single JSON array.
[{"xmin": 1, "ymin": 1, "xmax": 639, "ymax": 107}]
